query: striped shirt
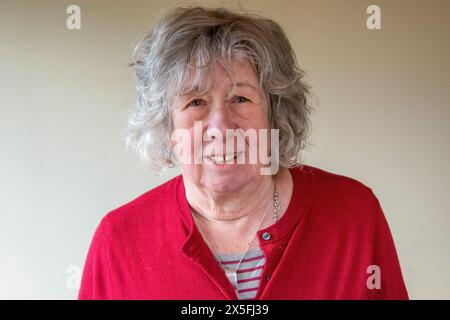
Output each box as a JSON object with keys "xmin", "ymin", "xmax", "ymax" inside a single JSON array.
[{"xmin": 216, "ymin": 247, "xmax": 265, "ymax": 300}]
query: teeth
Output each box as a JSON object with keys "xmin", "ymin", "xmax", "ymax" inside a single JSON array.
[
  {"xmin": 209, "ymin": 153, "xmax": 238, "ymax": 164},
  {"xmin": 212, "ymin": 155, "xmax": 225, "ymax": 163}
]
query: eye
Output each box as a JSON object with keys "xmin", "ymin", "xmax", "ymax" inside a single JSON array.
[
  {"xmin": 233, "ymin": 96, "xmax": 251, "ymax": 104},
  {"xmin": 186, "ymin": 98, "xmax": 205, "ymax": 108}
]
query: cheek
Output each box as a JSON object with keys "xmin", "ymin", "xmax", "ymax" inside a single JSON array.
[
  {"xmin": 172, "ymin": 110, "xmax": 194, "ymax": 129},
  {"xmin": 251, "ymin": 114, "xmax": 270, "ymax": 130},
  {"xmin": 172, "ymin": 106, "xmax": 210, "ymax": 130},
  {"xmin": 237, "ymin": 112, "xmax": 272, "ymax": 161},
  {"xmin": 238, "ymin": 104, "xmax": 270, "ymax": 140},
  {"xmin": 172, "ymin": 110, "xmax": 200, "ymax": 151},
  {"xmin": 239, "ymin": 99, "xmax": 270, "ymax": 129},
  {"xmin": 171, "ymin": 127, "xmax": 197, "ymax": 165}
]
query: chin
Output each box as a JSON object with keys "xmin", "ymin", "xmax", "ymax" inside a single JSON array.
[{"xmin": 201, "ymin": 170, "xmax": 253, "ymax": 194}]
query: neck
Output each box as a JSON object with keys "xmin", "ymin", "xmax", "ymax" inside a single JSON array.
[
  {"xmin": 185, "ymin": 168, "xmax": 293, "ymax": 254},
  {"xmin": 187, "ymin": 174, "xmax": 274, "ymax": 220}
]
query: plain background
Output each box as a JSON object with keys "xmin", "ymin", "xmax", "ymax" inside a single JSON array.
[{"xmin": 0, "ymin": 0, "xmax": 449, "ymax": 299}]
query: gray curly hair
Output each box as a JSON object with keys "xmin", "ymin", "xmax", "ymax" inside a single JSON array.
[{"xmin": 126, "ymin": 6, "xmax": 313, "ymax": 172}]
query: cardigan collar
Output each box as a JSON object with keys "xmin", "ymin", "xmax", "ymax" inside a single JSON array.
[{"xmin": 176, "ymin": 165, "xmax": 316, "ymax": 299}]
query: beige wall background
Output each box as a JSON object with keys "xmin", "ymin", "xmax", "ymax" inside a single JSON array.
[{"xmin": 0, "ymin": 0, "xmax": 448, "ymax": 299}]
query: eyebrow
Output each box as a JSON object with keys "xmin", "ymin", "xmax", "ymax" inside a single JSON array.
[{"xmin": 177, "ymin": 81, "xmax": 259, "ymax": 97}]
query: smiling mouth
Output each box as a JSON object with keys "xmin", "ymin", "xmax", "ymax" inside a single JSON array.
[{"xmin": 205, "ymin": 152, "xmax": 243, "ymax": 164}]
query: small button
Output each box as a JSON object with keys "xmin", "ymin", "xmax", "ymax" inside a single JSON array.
[
  {"xmin": 266, "ymin": 274, "xmax": 271, "ymax": 281},
  {"xmin": 262, "ymin": 232, "xmax": 271, "ymax": 241}
]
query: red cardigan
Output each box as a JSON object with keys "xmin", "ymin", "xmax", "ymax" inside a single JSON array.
[{"xmin": 78, "ymin": 165, "xmax": 408, "ymax": 300}]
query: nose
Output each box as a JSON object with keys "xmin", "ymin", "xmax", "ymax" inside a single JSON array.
[{"xmin": 204, "ymin": 102, "xmax": 237, "ymax": 142}]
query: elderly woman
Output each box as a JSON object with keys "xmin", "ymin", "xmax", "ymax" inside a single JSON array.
[{"xmin": 78, "ymin": 6, "xmax": 408, "ymax": 300}]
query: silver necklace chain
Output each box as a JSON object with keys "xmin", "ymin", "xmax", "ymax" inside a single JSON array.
[{"xmin": 191, "ymin": 183, "xmax": 281, "ymax": 294}]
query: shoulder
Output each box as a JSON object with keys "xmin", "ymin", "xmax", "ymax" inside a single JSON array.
[
  {"xmin": 98, "ymin": 174, "xmax": 183, "ymax": 238},
  {"xmin": 298, "ymin": 164, "xmax": 373, "ymax": 195},
  {"xmin": 294, "ymin": 164, "xmax": 382, "ymax": 224}
]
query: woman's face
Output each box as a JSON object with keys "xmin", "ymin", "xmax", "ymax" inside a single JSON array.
[{"xmin": 171, "ymin": 58, "xmax": 271, "ymax": 194}]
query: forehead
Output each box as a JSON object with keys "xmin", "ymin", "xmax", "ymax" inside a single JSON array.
[
  {"xmin": 174, "ymin": 57, "xmax": 261, "ymax": 97},
  {"xmin": 221, "ymin": 58, "xmax": 259, "ymax": 82}
]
